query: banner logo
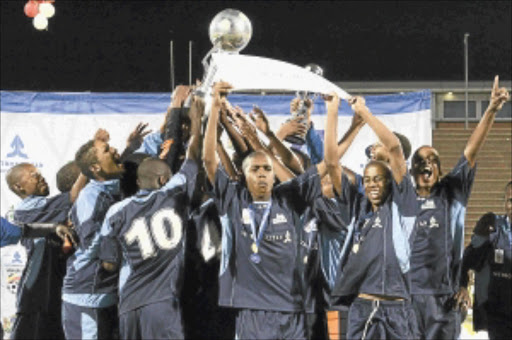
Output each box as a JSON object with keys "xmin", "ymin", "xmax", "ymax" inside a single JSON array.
[
  {"xmin": 6, "ymin": 135, "xmax": 28, "ymax": 159},
  {"xmin": 1, "ymin": 134, "xmax": 43, "ymax": 173}
]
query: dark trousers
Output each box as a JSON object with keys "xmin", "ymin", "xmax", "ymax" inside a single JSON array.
[
  {"xmin": 11, "ymin": 311, "xmax": 65, "ymax": 340},
  {"xmin": 236, "ymin": 309, "xmax": 307, "ymax": 340},
  {"xmin": 62, "ymin": 302, "xmax": 118, "ymax": 339},
  {"xmin": 347, "ymin": 298, "xmax": 419, "ymax": 340},
  {"xmin": 306, "ymin": 311, "xmax": 328, "ymax": 340},
  {"xmin": 411, "ymin": 294, "xmax": 461, "ymax": 340},
  {"xmin": 487, "ymin": 312, "xmax": 512, "ymax": 340},
  {"xmin": 119, "ymin": 298, "xmax": 183, "ymax": 340}
]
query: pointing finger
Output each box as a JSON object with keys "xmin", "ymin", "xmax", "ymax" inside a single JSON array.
[{"xmin": 492, "ymin": 75, "xmax": 499, "ymax": 95}]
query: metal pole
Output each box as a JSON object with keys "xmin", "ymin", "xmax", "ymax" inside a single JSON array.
[
  {"xmin": 189, "ymin": 41, "xmax": 193, "ymax": 86},
  {"xmin": 170, "ymin": 40, "xmax": 175, "ymax": 92},
  {"xmin": 464, "ymin": 33, "xmax": 469, "ymax": 130}
]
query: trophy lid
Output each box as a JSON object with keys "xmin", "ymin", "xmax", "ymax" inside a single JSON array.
[{"xmin": 209, "ymin": 9, "xmax": 252, "ymax": 53}]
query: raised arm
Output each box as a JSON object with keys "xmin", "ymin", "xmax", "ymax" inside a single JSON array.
[
  {"xmin": 464, "ymin": 75, "xmax": 510, "ymax": 167},
  {"xmin": 220, "ymin": 104, "xmax": 250, "ymax": 157},
  {"xmin": 120, "ymin": 122, "xmax": 152, "ymax": 160},
  {"xmin": 337, "ymin": 113, "xmax": 366, "ymax": 185},
  {"xmin": 69, "ymin": 173, "xmax": 88, "ymax": 203},
  {"xmin": 351, "ymin": 96, "xmax": 406, "ymax": 184},
  {"xmin": 203, "ymin": 82, "xmax": 232, "ymax": 184},
  {"xmin": 324, "ymin": 93, "xmax": 343, "ymax": 195},
  {"xmin": 217, "ymin": 135, "xmax": 239, "ymax": 181},
  {"xmin": 251, "ymin": 106, "xmax": 305, "ymax": 175},
  {"xmin": 239, "ymin": 119, "xmax": 296, "ymax": 183},
  {"xmin": 185, "ymin": 96, "xmax": 205, "ymax": 162}
]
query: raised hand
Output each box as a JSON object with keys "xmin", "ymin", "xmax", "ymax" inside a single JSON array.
[
  {"xmin": 275, "ymin": 116, "xmax": 308, "ymax": 140},
  {"xmin": 325, "ymin": 92, "xmax": 340, "ymax": 113},
  {"xmin": 126, "ymin": 122, "xmax": 152, "ymax": 150},
  {"xmin": 159, "ymin": 139, "xmax": 174, "ymax": 160},
  {"xmin": 212, "ymin": 81, "xmax": 233, "ymax": 108},
  {"xmin": 94, "ymin": 128, "xmax": 110, "ymax": 143},
  {"xmin": 348, "ymin": 96, "xmax": 367, "ymax": 114},
  {"xmin": 188, "ymin": 96, "xmax": 206, "ymax": 123},
  {"xmin": 250, "ymin": 106, "xmax": 271, "ymax": 136},
  {"xmin": 240, "ymin": 120, "xmax": 263, "ymax": 151},
  {"xmin": 488, "ymin": 75, "xmax": 510, "ymax": 113},
  {"xmin": 171, "ymin": 85, "xmax": 192, "ymax": 108}
]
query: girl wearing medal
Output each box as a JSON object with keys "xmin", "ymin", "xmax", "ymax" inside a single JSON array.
[{"xmin": 324, "ymin": 93, "xmax": 420, "ymax": 340}]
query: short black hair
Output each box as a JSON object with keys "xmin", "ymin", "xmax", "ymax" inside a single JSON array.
[
  {"xmin": 120, "ymin": 153, "xmax": 151, "ymax": 197},
  {"xmin": 364, "ymin": 160, "xmax": 392, "ymax": 181},
  {"xmin": 56, "ymin": 161, "xmax": 81, "ymax": 193},
  {"xmin": 393, "ymin": 132, "xmax": 411, "ymax": 160},
  {"xmin": 75, "ymin": 140, "xmax": 97, "ymax": 179}
]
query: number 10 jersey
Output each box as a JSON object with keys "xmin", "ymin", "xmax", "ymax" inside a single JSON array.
[{"xmin": 99, "ymin": 160, "xmax": 197, "ymax": 315}]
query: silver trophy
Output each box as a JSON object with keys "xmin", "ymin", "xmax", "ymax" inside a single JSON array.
[
  {"xmin": 195, "ymin": 9, "xmax": 252, "ymax": 100},
  {"xmin": 285, "ymin": 63, "xmax": 324, "ymax": 145}
]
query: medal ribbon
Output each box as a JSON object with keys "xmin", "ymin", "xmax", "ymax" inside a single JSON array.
[{"xmin": 248, "ymin": 200, "xmax": 272, "ymax": 254}]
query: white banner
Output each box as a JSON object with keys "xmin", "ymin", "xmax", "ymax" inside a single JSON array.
[{"xmin": 0, "ymin": 91, "xmax": 430, "ymax": 335}]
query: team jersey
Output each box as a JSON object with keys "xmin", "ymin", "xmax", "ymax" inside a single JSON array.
[
  {"xmin": 135, "ymin": 131, "xmax": 163, "ymax": 156},
  {"xmin": 1, "ymin": 217, "xmax": 22, "ymax": 247},
  {"xmin": 98, "ymin": 159, "xmax": 197, "ymax": 315},
  {"xmin": 299, "ymin": 196, "xmax": 350, "ymax": 313},
  {"xmin": 409, "ymin": 154, "xmax": 476, "ymax": 295},
  {"xmin": 331, "ymin": 174, "xmax": 417, "ymax": 303},
  {"xmin": 13, "ymin": 193, "xmax": 71, "ymax": 313},
  {"xmin": 215, "ymin": 164, "xmax": 323, "ymax": 312},
  {"xmin": 62, "ymin": 179, "xmax": 120, "ymax": 308},
  {"xmin": 182, "ymin": 197, "xmax": 236, "ymax": 340},
  {"xmin": 461, "ymin": 214, "xmax": 511, "ymax": 330}
]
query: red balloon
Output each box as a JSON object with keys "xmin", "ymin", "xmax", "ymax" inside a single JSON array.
[{"xmin": 24, "ymin": 1, "xmax": 39, "ymax": 18}]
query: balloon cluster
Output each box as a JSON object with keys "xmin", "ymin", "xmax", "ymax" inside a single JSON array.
[{"xmin": 24, "ymin": 0, "xmax": 55, "ymax": 31}]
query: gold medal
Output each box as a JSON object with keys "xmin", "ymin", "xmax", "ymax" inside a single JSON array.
[
  {"xmin": 352, "ymin": 243, "xmax": 359, "ymax": 254},
  {"xmin": 251, "ymin": 242, "xmax": 258, "ymax": 254}
]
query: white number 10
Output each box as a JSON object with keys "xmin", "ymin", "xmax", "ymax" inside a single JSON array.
[{"xmin": 124, "ymin": 208, "xmax": 183, "ymax": 260}]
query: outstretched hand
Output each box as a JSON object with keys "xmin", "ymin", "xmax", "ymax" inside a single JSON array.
[
  {"xmin": 324, "ymin": 92, "xmax": 340, "ymax": 113},
  {"xmin": 189, "ymin": 96, "xmax": 206, "ymax": 122},
  {"xmin": 159, "ymin": 139, "xmax": 174, "ymax": 160},
  {"xmin": 212, "ymin": 81, "xmax": 233, "ymax": 108},
  {"xmin": 276, "ymin": 116, "xmax": 308, "ymax": 140},
  {"xmin": 250, "ymin": 106, "xmax": 271, "ymax": 136},
  {"xmin": 126, "ymin": 122, "xmax": 152, "ymax": 150},
  {"xmin": 94, "ymin": 128, "xmax": 110, "ymax": 143},
  {"xmin": 171, "ymin": 85, "xmax": 192, "ymax": 108},
  {"xmin": 348, "ymin": 96, "xmax": 367, "ymax": 114},
  {"xmin": 488, "ymin": 75, "xmax": 510, "ymax": 113}
]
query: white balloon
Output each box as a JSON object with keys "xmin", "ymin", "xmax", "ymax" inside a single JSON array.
[
  {"xmin": 33, "ymin": 13, "xmax": 48, "ymax": 30},
  {"xmin": 39, "ymin": 3, "xmax": 55, "ymax": 18}
]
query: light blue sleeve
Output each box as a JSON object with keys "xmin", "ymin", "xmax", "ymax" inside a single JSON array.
[
  {"xmin": 1, "ymin": 217, "xmax": 22, "ymax": 247},
  {"xmin": 305, "ymin": 124, "xmax": 324, "ymax": 165}
]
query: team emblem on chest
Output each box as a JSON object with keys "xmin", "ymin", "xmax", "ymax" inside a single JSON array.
[
  {"xmin": 272, "ymin": 213, "xmax": 287, "ymax": 224},
  {"xmin": 372, "ymin": 216, "xmax": 383, "ymax": 228},
  {"xmin": 429, "ymin": 216, "xmax": 439, "ymax": 228},
  {"xmin": 420, "ymin": 199, "xmax": 436, "ymax": 210}
]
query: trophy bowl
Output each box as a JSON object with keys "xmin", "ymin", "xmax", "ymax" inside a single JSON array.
[{"xmin": 209, "ymin": 9, "xmax": 252, "ymax": 53}]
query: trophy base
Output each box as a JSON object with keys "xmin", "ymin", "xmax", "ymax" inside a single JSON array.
[{"xmin": 284, "ymin": 134, "xmax": 306, "ymax": 145}]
